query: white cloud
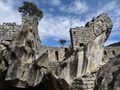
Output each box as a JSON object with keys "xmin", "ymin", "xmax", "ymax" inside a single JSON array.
[
  {"xmin": 97, "ymin": 0, "xmax": 120, "ymax": 29},
  {"xmin": 82, "ymin": 0, "xmax": 120, "ymax": 46},
  {"xmin": 96, "ymin": 0, "xmax": 120, "ymax": 46},
  {"xmin": 39, "ymin": 13, "xmax": 85, "ymax": 41},
  {"xmin": 85, "ymin": 0, "xmax": 120, "ymax": 21},
  {"xmin": 111, "ymin": 30, "xmax": 120, "ymax": 36},
  {"xmin": 59, "ymin": 0, "xmax": 88, "ymax": 15},
  {"xmin": 104, "ymin": 40, "xmax": 119, "ymax": 46},
  {"xmin": 44, "ymin": 0, "xmax": 61, "ymax": 6},
  {"xmin": 114, "ymin": 8, "xmax": 120, "ymax": 16},
  {"xmin": 0, "ymin": 0, "xmax": 119, "ymax": 46},
  {"xmin": 38, "ymin": 0, "xmax": 120, "ymax": 45},
  {"xmin": 99, "ymin": 0, "xmax": 118, "ymax": 13},
  {"xmin": 105, "ymin": 30, "xmax": 120, "ymax": 45},
  {"xmin": 51, "ymin": 0, "xmax": 61, "ymax": 6},
  {"xmin": 113, "ymin": 16, "xmax": 120, "ymax": 30},
  {"xmin": 0, "ymin": 0, "xmax": 21, "ymax": 24}
]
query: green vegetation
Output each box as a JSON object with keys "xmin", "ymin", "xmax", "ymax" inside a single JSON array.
[
  {"xmin": 58, "ymin": 39, "xmax": 67, "ymax": 46},
  {"xmin": 18, "ymin": 2, "xmax": 43, "ymax": 20}
]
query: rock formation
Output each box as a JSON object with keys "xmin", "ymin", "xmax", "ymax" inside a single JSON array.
[
  {"xmin": 0, "ymin": 14, "xmax": 49, "ymax": 88},
  {"xmin": 95, "ymin": 54, "xmax": 120, "ymax": 90},
  {"xmin": 0, "ymin": 10, "xmax": 120, "ymax": 90},
  {"xmin": 58, "ymin": 13, "xmax": 113, "ymax": 85}
]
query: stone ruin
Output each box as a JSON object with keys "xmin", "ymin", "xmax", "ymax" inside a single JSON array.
[
  {"xmin": 0, "ymin": 12, "xmax": 120, "ymax": 90},
  {"xmin": 0, "ymin": 23, "xmax": 21, "ymax": 41}
]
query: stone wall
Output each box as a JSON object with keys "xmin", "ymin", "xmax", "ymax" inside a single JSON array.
[
  {"xmin": 0, "ymin": 23, "xmax": 21, "ymax": 41},
  {"xmin": 39, "ymin": 45, "xmax": 69, "ymax": 74},
  {"xmin": 70, "ymin": 26, "xmax": 95, "ymax": 50},
  {"xmin": 0, "ymin": 12, "xmax": 119, "ymax": 90},
  {"xmin": 0, "ymin": 21, "xmax": 68, "ymax": 77},
  {"xmin": 72, "ymin": 13, "xmax": 112, "ymax": 75},
  {"xmin": 40, "ymin": 45, "xmax": 68, "ymax": 62},
  {"xmin": 103, "ymin": 42, "xmax": 120, "ymax": 63},
  {"xmin": 70, "ymin": 13, "xmax": 112, "ymax": 50},
  {"xmin": 71, "ymin": 42, "xmax": 120, "ymax": 90},
  {"xmin": 0, "ymin": 22, "xmax": 67, "ymax": 64}
]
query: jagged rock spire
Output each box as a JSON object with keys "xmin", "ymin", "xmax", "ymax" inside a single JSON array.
[{"xmin": 4, "ymin": 13, "xmax": 48, "ymax": 88}]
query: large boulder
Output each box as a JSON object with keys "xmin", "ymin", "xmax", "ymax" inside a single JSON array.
[{"xmin": 95, "ymin": 54, "xmax": 120, "ymax": 90}]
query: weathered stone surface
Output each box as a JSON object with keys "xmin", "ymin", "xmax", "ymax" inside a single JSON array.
[
  {"xmin": 0, "ymin": 23, "xmax": 20, "ymax": 41},
  {"xmin": 0, "ymin": 41, "xmax": 10, "ymax": 46},
  {"xmin": 39, "ymin": 73, "xmax": 70, "ymax": 90},
  {"xmin": 58, "ymin": 13, "xmax": 113, "ymax": 86},
  {"xmin": 71, "ymin": 73, "xmax": 96, "ymax": 90},
  {"xmin": 70, "ymin": 13, "xmax": 112, "ymax": 50},
  {"xmin": 59, "ymin": 50, "xmax": 78, "ymax": 84},
  {"xmin": 94, "ymin": 55, "xmax": 120, "ymax": 90},
  {"xmin": 0, "ymin": 11, "xmax": 119, "ymax": 90},
  {"xmin": 0, "ymin": 14, "xmax": 49, "ymax": 88}
]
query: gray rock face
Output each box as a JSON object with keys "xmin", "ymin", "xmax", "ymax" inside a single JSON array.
[
  {"xmin": 95, "ymin": 55, "xmax": 120, "ymax": 90},
  {"xmin": 59, "ymin": 50, "xmax": 78, "ymax": 84},
  {"xmin": 59, "ymin": 13, "xmax": 113, "ymax": 86},
  {"xmin": 0, "ymin": 12, "xmax": 119, "ymax": 90},
  {"xmin": 0, "ymin": 14, "xmax": 49, "ymax": 88},
  {"xmin": 70, "ymin": 13, "xmax": 113, "ymax": 50}
]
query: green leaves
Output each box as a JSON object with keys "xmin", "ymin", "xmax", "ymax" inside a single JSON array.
[
  {"xmin": 58, "ymin": 39, "xmax": 67, "ymax": 46},
  {"xmin": 18, "ymin": 2, "xmax": 43, "ymax": 20}
]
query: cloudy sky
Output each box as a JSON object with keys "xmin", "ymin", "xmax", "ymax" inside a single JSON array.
[{"xmin": 0, "ymin": 0, "xmax": 120, "ymax": 46}]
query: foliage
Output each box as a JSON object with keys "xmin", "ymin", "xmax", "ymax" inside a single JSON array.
[
  {"xmin": 18, "ymin": 2, "xmax": 43, "ymax": 19},
  {"xmin": 58, "ymin": 39, "xmax": 67, "ymax": 46}
]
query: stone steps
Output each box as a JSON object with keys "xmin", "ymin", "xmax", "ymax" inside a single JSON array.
[{"xmin": 71, "ymin": 74, "xmax": 96, "ymax": 90}]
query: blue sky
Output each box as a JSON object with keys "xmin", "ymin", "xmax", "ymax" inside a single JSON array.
[{"xmin": 0, "ymin": 0, "xmax": 120, "ymax": 46}]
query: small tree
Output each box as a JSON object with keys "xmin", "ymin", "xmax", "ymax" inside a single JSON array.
[
  {"xmin": 18, "ymin": 2, "xmax": 43, "ymax": 20},
  {"xmin": 58, "ymin": 39, "xmax": 66, "ymax": 46}
]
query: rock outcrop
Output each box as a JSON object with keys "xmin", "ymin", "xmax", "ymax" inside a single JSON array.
[
  {"xmin": 0, "ymin": 14, "xmax": 49, "ymax": 88},
  {"xmin": 0, "ymin": 10, "xmax": 120, "ymax": 90},
  {"xmin": 94, "ymin": 42, "xmax": 120, "ymax": 90},
  {"xmin": 59, "ymin": 13, "xmax": 113, "ymax": 85},
  {"xmin": 95, "ymin": 54, "xmax": 120, "ymax": 90}
]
